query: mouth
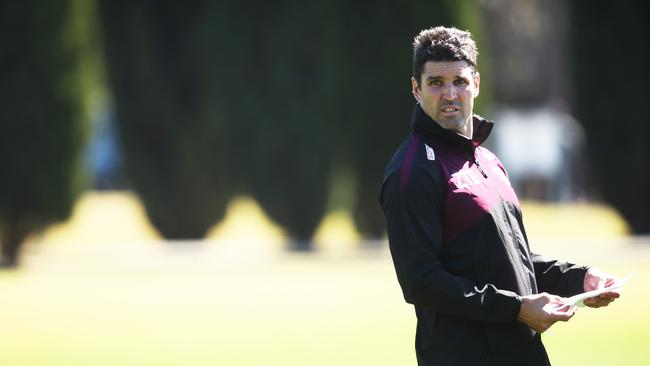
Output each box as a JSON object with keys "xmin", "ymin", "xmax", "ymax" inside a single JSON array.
[{"xmin": 440, "ymin": 106, "xmax": 460, "ymax": 114}]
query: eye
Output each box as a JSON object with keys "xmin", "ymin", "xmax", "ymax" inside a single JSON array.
[
  {"xmin": 429, "ymin": 79, "xmax": 443, "ymax": 86},
  {"xmin": 454, "ymin": 79, "xmax": 468, "ymax": 86}
]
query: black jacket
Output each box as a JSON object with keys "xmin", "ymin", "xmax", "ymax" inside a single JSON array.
[{"xmin": 379, "ymin": 105, "xmax": 588, "ymax": 366}]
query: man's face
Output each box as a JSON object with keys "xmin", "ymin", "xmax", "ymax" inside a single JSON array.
[{"xmin": 411, "ymin": 61, "xmax": 480, "ymax": 136}]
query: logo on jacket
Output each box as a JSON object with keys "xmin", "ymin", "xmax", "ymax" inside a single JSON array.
[
  {"xmin": 451, "ymin": 169, "xmax": 482, "ymax": 190},
  {"xmin": 425, "ymin": 144, "xmax": 435, "ymax": 161}
]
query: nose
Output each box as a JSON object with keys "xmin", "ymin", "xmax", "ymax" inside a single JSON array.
[{"xmin": 442, "ymin": 84, "xmax": 457, "ymax": 100}]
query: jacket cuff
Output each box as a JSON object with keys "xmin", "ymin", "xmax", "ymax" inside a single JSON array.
[
  {"xmin": 509, "ymin": 294, "xmax": 523, "ymax": 322},
  {"xmin": 567, "ymin": 266, "xmax": 590, "ymax": 296},
  {"xmin": 492, "ymin": 289, "xmax": 523, "ymax": 323}
]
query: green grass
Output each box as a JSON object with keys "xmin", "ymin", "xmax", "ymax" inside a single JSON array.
[{"xmin": 1, "ymin": 238, "xmax": 649, "ymax": 365}]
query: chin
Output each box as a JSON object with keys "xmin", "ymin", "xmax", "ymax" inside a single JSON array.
[{"xmin": 438, "ymin": 118, "xmax": 463, "ymax": 130}]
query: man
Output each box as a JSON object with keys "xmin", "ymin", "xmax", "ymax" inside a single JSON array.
[{"xmin": 379, "ymin": 26, "xmax": 620, "ymax": 365}]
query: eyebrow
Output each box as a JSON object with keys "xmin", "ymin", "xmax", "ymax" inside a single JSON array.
[
  {"xmin": 425, "ymin": 75, "xmax": 468, "ymax": 81},
  {"xmin": 426, "ymin": 75, "xmax": 442, "ymax": 80}
]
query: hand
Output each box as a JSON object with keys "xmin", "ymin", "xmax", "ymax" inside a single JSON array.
[
  {"xmin": 582, "ymin": 267, "xmax": 621, "ymax": 308},
  {"xmin": 517, "ymin": 292, "xmax": 575, "ymax": 333}
]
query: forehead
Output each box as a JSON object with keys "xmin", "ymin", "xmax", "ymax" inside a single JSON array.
[{"xmin": 422, "ymin": 61, "xmax": 474, "ymax": 78}]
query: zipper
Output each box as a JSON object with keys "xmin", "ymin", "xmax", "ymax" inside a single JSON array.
[
  {"xmin": 471, "ymin": 148, "xmax": 535, "ymax": 295},
  {"xmin": 474, "ymin": 156, "xmax": 488, "ymax": 178},
  {"xmin": 475, "ymin": 150, "xmax": 534, "ymax": 295}
]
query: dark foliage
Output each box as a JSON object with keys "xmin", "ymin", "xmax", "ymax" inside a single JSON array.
[
  {"xmin": 0, "ymin": 1, "xmax": 85, "ymax": 266},
  {"xmin": 98, "ymin": 1, "xmax": 233, "ymax": 238},
  {"xmin": 569, "ymin": 0, "xmax": 650, "ymax": 233}
]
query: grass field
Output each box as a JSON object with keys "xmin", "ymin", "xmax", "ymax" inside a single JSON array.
[{"xmin": 0, "ymin": 192, "xmax": 648, "ymax": 365}]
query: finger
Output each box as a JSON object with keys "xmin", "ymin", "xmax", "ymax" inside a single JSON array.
[
  {"xmin": 554, "ymin": 311, "xmax": 575, "ymax": 321},
  {"xmin": 586, "ymin": 297, "xmax": 616, "ymax": 308},
  {"xmin": 586, "ymin": 296, "xmax": 609, "ymax": 304},
  {"xmin": 549, "ymin": 307, "xmax": 575, "ymax": 320},
  {"xmin": 583, "ymin": 298, "xmax": 603, "ymax": 307},
  {"xmin": 596, "ymin": 296, "xmax": 614, "ymax": 303},
  {"xmin": 583, "ymin": 294, "xmax": 619, "ymax": 306},
  {"xmin": 552, "ymin": 303, "xmax": 572, "ymax": 312},
  {"xmin": 598, "ymin": 291, "xmax": 621, "ymax": 299},
  {"xmin": 585, "ymin": 301, "xmax": 603, "ymax": 308},
  {"xmin": 595, "ymin": 300, "xmax": 614, "ymax": 307}
]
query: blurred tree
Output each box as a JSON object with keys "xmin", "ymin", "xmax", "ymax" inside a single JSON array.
[
  {"xmin": 569, "ymin": 0, "xmax": 650, "ymax": 233},
  {"xmin": 0, "ymin": 0, "xmax": 87, "ymax": 266},
  {"xmin": 101, "ymin": 1, "xmax": 337, "ymax": 247},
  {"xmin": 98, "ymin": 1, "xmax": 234, "ymax": 239},
  {"xmin": 231, "ymin": 1, "xmax": 337, "ymax": 249}
]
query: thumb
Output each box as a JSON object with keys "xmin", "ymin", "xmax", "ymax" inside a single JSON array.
[{"xmin": 550, "ymin": 307, "xmax": 575, "ymax": 321}]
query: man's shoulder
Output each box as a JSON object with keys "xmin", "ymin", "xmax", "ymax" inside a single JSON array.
[
  {"xmin": 476, "ymin": 145, "xmax": 497, "ymax": 159},
  {"xmin": 382, "ymin": 133, "xmax": 446, "ymax": 190}
]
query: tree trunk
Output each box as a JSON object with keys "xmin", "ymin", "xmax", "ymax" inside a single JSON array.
[{"xmin": 0, "ymin": 218, "xmax": 29, "ymax": 268}]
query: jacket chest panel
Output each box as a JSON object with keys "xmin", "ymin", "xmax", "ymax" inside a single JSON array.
[{"xmin": 437, "ymin": 147, "xmax": 520, "ymax": 241}]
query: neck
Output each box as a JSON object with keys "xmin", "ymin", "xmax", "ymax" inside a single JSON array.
[{"xmin": 457, "ymin": 118, "xmax": 473, "ymax": 140}]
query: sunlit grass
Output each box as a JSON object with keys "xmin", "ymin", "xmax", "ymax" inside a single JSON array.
[
  {"xmin": 34, "ymin": 191, "xmax": 160, "ymax": 245},
  {"xmin": 2, "ymin": 191, "xmax": 647, "ymax": 365},
  {"xmin": 521, "ymin": 200, "xmax": 630, "ymax": 239},
  {"xmin": 204, "ymin": 196, "xmax": 287, "ymax": 253},
  {"xmin": 2, "ymin": 238, "xmax": 649, "ymax": 365},
  {"xmin": 313, "ymin": 210, "xmax": 361, "ymax": 253},
  {"xmin": 0, "ymin": 245, "xmax": 416, "ymax": 366}
]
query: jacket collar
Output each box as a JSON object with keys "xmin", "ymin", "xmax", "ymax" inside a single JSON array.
[{"xmin": 410, "ymin": 104, "xmax": 494, "ymax": 153}]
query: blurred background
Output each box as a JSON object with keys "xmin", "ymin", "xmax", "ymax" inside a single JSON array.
[{"xmin": 0, "ymin": 0, "xmax": 648, "ymax": 364}]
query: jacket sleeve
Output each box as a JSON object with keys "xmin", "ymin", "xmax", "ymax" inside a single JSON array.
[
  {"xmin": 380, "ymin": 167, "xmax": 521, "ymax": 323},
  {"xmin": 532, "ymin": 253, "xmax": 589, "ymax": 297}
]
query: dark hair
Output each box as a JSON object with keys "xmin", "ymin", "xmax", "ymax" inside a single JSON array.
[{"xmin": 413, "ymin": 26, "xmax": 478, "ymax": 85}]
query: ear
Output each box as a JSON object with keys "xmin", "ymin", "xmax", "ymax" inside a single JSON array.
[
  {"xmin": 411, "ymin": 77, "xmax": 422, "ymax": 103},
  {"xmin": 472, "ymin": 71, "xmax": 480, "ymax": 98}
]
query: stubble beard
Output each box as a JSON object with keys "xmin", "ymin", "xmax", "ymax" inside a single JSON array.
[{"xmin": 437, "ymin": 114, "xmax": 468, "ymax": 135}]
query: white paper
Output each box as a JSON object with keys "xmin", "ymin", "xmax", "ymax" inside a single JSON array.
[{"xmin": 562, "ymin": 273, "xmax": 633, "ymax": 308}]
